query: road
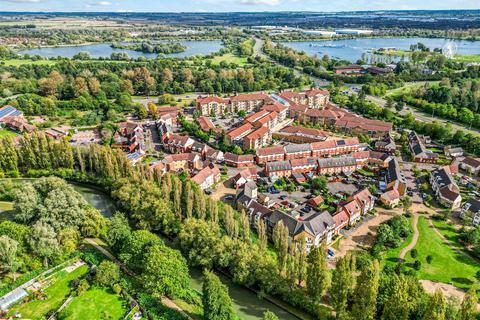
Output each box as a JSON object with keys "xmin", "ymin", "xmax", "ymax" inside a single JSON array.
[{"xmin": 365, "ymin": 92, "xmax": 480, "ymax": 136}]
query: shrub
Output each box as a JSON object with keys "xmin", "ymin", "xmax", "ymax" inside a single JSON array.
[
  {"xmin": 410, "ymin": 249, "xmax": 418, "ymax": 259},
  {"xmin": 76, "ymin": 279, "xmax": 90, "ymax": 296},
  {"xmin": 413, "ymin": 260, "xmax": 422, "ymax": 270},
  {"xmin": 426, "ymin": 255, "xmax": 433, "ymax": 264}
]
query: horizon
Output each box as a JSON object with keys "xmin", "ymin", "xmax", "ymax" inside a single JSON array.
[{"xmin": 0, "ymin": 0, "xmax": 479, "ymax": 13}]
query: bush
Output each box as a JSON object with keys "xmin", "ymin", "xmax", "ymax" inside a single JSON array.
[
  {"xmin": 76, "ymin": 279, "xmax": 90, "ymax": 296},
  {"xmin": 112, "ymin": 283, "xmax": 122, "ymax": 295},
  {"xmin": 426, "ymin": 255, "xmax": 433, "ymax": 264},
  {"xmin": 413, "ymin": 260, "xmax": 422, "ymax": 270},
  {"xmin": 410, "ymin": 249, "xmax": 418, "ymax": 259}
]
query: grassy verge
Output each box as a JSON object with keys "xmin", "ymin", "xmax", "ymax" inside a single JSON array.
[
  {"xmin": 380, "ymin": 216, "xmax": 414, "ymax": 268},
  {"xmin": 59, "ymin": 287, "xmax": 127, "ymax": 320},
  {"xmin": 404, "ymin": 216, "xmax": 480, "ymax": 290},
  {"xmin": 430, "ymin": 218, "xmax": 460, "ymax": 243},
  {"xmin": 7, "ymin": 265, "xmax": 89, "ymax": 319},
  {"xmin": 453, "ymin": 55, "xmax": 480, "ymax": 63},
  {"xmin": 0, "ymin": 129, "xmax": 17, "ymax": 138},
  {"xmin": 0, "ymin": 59, "xmax": 57, "ymax": 66}
]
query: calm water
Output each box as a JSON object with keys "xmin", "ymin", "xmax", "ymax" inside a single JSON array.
[
  {"xmin": 281, "ymin": 37, "xmax": 480, "ymax": 62},
  {"xmin": 0, "ymin": 178, "xmax": 116, "ymax": 217},
  {"xmin": 189, "ymin": 269, "xmax": 301, "ymax": 320},
  {"xmin": 19, "ymin": 41, "xmax": 223, "ymax": 59}
]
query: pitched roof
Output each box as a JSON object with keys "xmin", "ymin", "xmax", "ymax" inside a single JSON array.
[
  {"xmin": 245, "ymin": 110, "xmax": 271, "ymax": 124},
  {"xmin": 279, "ymin": 126, "xmax": 328, "ymax": 137},
  {"xmin": 230, "ymin": 93, "xmax": 270, "ymax": 101},
  {"xmin": 224, "ymin": 152, "xmax": 254, "ymax": 163},
  {"xmin": 317, "ymin": 156, "xmax": 356, "ymax": 168},
  {"xmin": 197, "ymin": 96, "xmax": 229, "ymax": 104},
  {"xmin": 284, "ymin": 143, "xmax": 312, "ymax": 154},
  {"xmin": 256, "ymin": 146, "xmax": 285, "ymax": 157},
  {"xmin": 268, "ymin": 210, "xmax": 334, "ymax": 238},
  {"xmin": 227, "ymin": 123, "xmax": 254, "ymax": 139},
  {"xmin": 261, "ymin": 102, "xmax": 288, "ymax": 113},
  {"xmin": 381, "ymin": 189, "xmax": 400, "ymax": 202},
  {"xmin": 191, "ymin": 164, "xmax": 220, "ymax": 185},
  {"xmin": 462, "ymin": 157, "xmax": 480, "ymax": 168},
  {"xmin": 266, "ymin": 160, "xmax": 292, "ymax": 172},
  {"xmin": 245, "ymin": 126, "xmax": 270, "ymax": 140}
]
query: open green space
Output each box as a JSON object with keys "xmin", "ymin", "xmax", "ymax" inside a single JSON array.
[
  {"xmin": 0, "ymin": 130, "xmax": 17, "ymax": 138},
  {"xmin": 0, "ymin": 59, "xmax": 57, "ymax": 67},
  {"xmin": 381, "ymin": 216, "xmax": 414, "ymax": 268},
  {"xmin": 210, "ymin": 53, "xmax": 248, "ymax": 66},
  {"xmin": 453, "ymin": 55, "xmax": 480, "ymax": 63},
  {"xmin": 404, "ymin": 217, "xmax": 480, "ymax": 290},
  {"xmin": 8, "ymin": 265, "xmax": 89, "ymax": 319},
  {"xmin": 430, "ymin": 218, "xmax": 460, "ymax": 243},
  {"xmin": 59, "ymin": 287, "xmax": 127, "ymax": 320}
]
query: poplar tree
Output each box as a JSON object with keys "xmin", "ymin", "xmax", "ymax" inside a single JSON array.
[
  {"xmin": 422, "ymin": 289, "xmax": 446, "ymax": 320},
  {"xmin": 172, "ymin": 177, "xmax": 183, "ymax": 219},
  {"xmin": 306, "ymin": 243, "xmax": 330, "ymax": 301},
  {"xmin": 224, "ymin": 206, "xmax": 238, "ymax": 238},
  {"xmin": 459, "ymin": 286, "xmax": 478, "ymax": 320},
  {"xmin": 182, "ymin": 181, "xmax": 193, "ymax": 218},
  {"xmin": 193, "ymin": 187, "xmax": 206, "ymax": 220},
  {"xmin": 381, "ymin": 274, "xmax": 410, "ymax": 320},
  {"xmin": 295, "ymin": 235, "xmax": 307, "ymax": 286},
  {"xmin": 207, "ymin": 197, "xmax": 218, "ymax": 223},
  {"xmin": 240, "ymin": 209, "xmax": 250, "ymax": 241},
  {"xmin": 331, "ymin": 253, "xmax": 356, "ymax": 319},
  {"xmin": 257, "ymin": 219, "xmax": 267, "ymax": 253},
  {"xmin": 351, "ymin": 260, "xmax": 380, "ymax": 320}
]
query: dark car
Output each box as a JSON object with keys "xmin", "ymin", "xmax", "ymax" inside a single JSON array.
[{"xmin": 279, "ymin": 195, "xmax": 288, "ymax": 200}]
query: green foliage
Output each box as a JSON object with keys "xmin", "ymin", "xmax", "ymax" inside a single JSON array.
[
  {"xmin": 202, "ymin": 270, "xmax": 236, "ymax": 320},
  {"xmin": 95, "ymin": 260, "xmax": 120, "ymax": 287},
  {"xmin": 306, "ymin": 244, "xmax": 330, "ymax": 301}
]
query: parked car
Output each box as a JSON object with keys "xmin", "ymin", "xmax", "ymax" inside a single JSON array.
[
  {"xmin": 327, "ymin": 249, "xmax": 335, "ymax": 257},
  {"xmin": 279, "ymin": 195, "xmax": 288, "ymax": 200},
  {"xmin": 225, "ymin": 195, "xmax": 234, "ymax": 200}
]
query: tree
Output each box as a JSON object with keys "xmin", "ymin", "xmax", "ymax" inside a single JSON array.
[
  {"xmin": 458, "ymin": 286, "xmax": 477, "ymax": 320},
  {"xmin": 306, "ymin": 244, "xmax": 330, "ymax": 301},
  {"xmin": 106, "ymin": 213, "xmax": 131, "ymax": 252},
  {"xmin": 202, "ymin": 270, "xmax": 236, "ymax": 320},
  {"xmin": 381, "ymin": 274, "xmax": 412, "ymax": 320},
  {"xmin": 257, "ymin": 219, "xmax": 267, "ymax": 253},
  {"xmin": 178, "ymin": 219, "xmax": 220, "ymax": 268},
  {"xmin": 223, "ymin": 206, "xmax": 238, "ymax": 238},
  {"xmin": 331, "ymin": 253, "xmax": 356, "ymax": 319},
  {"xmin": 0, "ymin": 235, "xmax": 20, "ymax": 275},
  {"xmin": 142, "ymin": 244, "xmax": 190, "ymax": 298},
  {"xmin": 240, "ymin": 209, "xmax": 250, "ymax": 241},
  {"xmin": 273, "ymin": 221, "xmax": 288, "ymax": 274},
  {"xmin": 422, "ymin": 289, "xmax": 446, "ymax": 320},
  {"xmin": 81, "ymin": 207, "xmax": 107, "ymax": 238},
  {"xmin": 28, "ymin": 221, "xmax": 59, "ymax": 267},
  {"xmin": 262, "ymin": 311, "xmax": 279, "ymax": 320},
  {"xmin": 351, "ymin": 260, "xmax": 380, "ymax": 320},
  {"xmin": 95, "ymin": 260, "xmax": 120, "ymax": 287}
]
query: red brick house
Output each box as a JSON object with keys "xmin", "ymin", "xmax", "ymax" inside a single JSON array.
[
  {"xmin": 224, "ymin": 152, "xmax": 255, "ymax": 168},
  {"xmin": 256, "ymin": 146, "xmax": 285, "ymax": 164}
]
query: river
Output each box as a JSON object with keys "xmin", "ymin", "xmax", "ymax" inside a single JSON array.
[
  {"xmin": 18, "ymin": 41, "xmax": 224, "ymax": 59},
  {"xmin": 0, "ymin": 178, "xmax": 303, "ymax": 320},
  {"xmin": 280, "ymin": 37, "xmax": 480, "ymax": 62}
]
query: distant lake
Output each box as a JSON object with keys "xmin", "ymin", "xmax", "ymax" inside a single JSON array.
[
  {"xmin": 280, "ymin": 37, "xmax": 480, "ymax": 62},
  {"xmin": 19, "ymin": 40, "xmax": 223, "ymax": 59}
]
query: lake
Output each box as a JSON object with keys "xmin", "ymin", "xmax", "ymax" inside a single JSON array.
[
  {"xmin": 18, "ymin": 40, "xmax": 224, "ymax": 59},
  {"xmin": 280, "ymin": 37, "xmax": 480, "ymax": 62}
]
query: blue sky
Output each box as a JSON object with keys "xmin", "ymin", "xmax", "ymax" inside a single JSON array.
[{"xmin": 0, "ymin": 0, "xmax": 479, "ymax": 12}]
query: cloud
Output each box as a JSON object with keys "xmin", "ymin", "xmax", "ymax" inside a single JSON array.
[
  {"xmin": 235, "ymin": 0, "xmax": 282, "ymax": 5},
  {"xmin": 86, "ymin": 1, "xmax": 112, "ymax": 7}
]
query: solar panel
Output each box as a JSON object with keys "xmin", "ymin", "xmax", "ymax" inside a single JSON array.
[
  {"xmin": 0, "ymin": 106, "xmax": 15, "ymax": 119},
  {"xmin": 11, "ymin": 111, "xmax": 23, "ymax": 117},
  {"xmin": 337, "ymin": 140, "xmax": 346, "ymax": 146}
]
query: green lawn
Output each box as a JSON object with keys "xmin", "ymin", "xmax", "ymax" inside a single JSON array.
[
  {"xmin": 0, "ymin": 129, "xmax": 17, "ymax": 138},
  {"xmin": 404, "ymin": 217, "xmax": 480, "ymax": 290},
  {"xmin": 0, "ymin": 59, "xmax": 57, "ymax": 67},
  {"xmin": 59, "ymin": 287, "xmax": 127, "ymax": 320},
  {"xmin": 381, "ymin": 216, "xmax": 413, "ymax": 267},
  {"xmin": 430, "ymin": 218, "xmax": 460, "ymax": 243},
  {"xmin": 453, "ymin": 55, "xmax": 480, "ymax": 63},
  {"xmin": 8, "ymin": 265, "xmax": 89, "ymax": 319},
  {"xmin": 210, "ymin": 53, "xmax": 248, "ymax": 66}
]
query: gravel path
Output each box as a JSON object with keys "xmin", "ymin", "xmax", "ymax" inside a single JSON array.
[{"xmin": 399, "ymin": 213, "xmax": 419, "ymax": 259}]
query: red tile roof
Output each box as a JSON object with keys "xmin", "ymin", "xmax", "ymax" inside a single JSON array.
[
  {"xmin": 261, "ymin": 102, "xmax": 288, "ymax": 113},
  {"xmin": 230, "ymin": 93, "xmax": 270, "ymax": 101},
  {"xmin": 311, "ymin": 140, "xmax": 337, "ymax": 150},
  {"xmin": 279, "ymin": 126, "xmax": 328, "ymax": 137},
  {"xmin": 245, "ymin": 126, "xmax": 269, "ymax": 140},
  {"xmin": 305, "ymin": 88, "xmax": 330, "ymax": 97},
  {"xmin": 245, "ymin": 110, "xmax": 270, "ymax": 124},
  {"xmin": 256, "ymin": 146, "xmax": 285, "ymax": 157},
  {"xmin": 224, "ymin": 152, "xmax": 255, "ymax": 163},
  {"xmin": 227, "ymin": 123, "xmax": 253, "ymax": 139},
  {"xmin": 197, "ymin": 96, "xmax": 229, "ymax": 104}
]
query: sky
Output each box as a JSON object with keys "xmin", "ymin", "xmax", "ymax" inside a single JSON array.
[{"xmin": 0, "ymin": 0, "xmax": 479, "ymax": 12}]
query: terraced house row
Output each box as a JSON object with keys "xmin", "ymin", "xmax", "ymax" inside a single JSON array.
[
  {"xmin": 256, "ymin": 137, "xmax": 361, "ymax": 164},
  {"xmin": 264, "ymin": 150, "xmax": 392, "ymax": 178}
]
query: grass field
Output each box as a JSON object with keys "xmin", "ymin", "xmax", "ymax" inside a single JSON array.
[
  {"xmin": 0, "ymin": 129, "xmax": 17, "ymax": 138},
  {"xmin": 59, "ymin": 287, "xmax": 127, "ymax": 320},
  {"xmin": 453, "ymin": 55, "xmax": 480, "ymax": 63},
  {"xmin": 404, "ymin": 216, "xmax": 480, "ymax": 290},
  {"xmin": 0, "ymin": 59, "xmax": 57, "ymax": 67},
  {"xmin": 430, "ymin": 218, "xmax": 460, "ymax": 243},
  {"xmin": 8, "ymin": 265, "xmax": 89, "ymax": 319},
  {"xmin": 210, "ymin": 53, "xmax": 248, "ymax": 66}
]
